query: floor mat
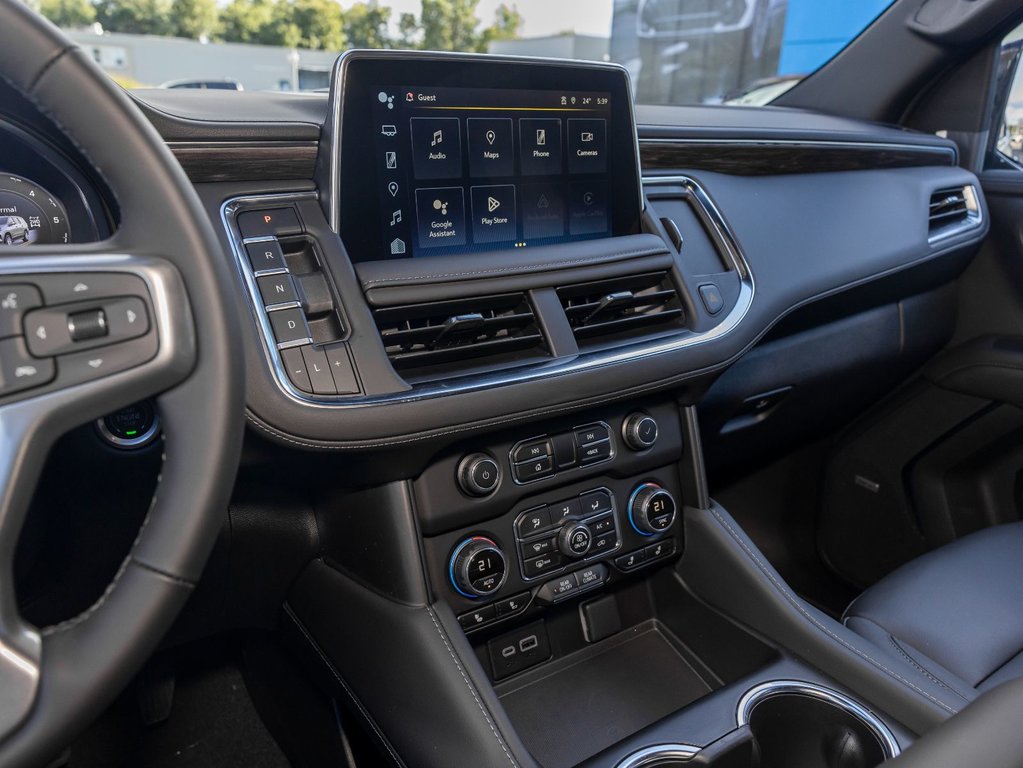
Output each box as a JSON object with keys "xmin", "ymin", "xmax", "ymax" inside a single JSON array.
[{"xmin": 69, "ymin": 661, "xmax": 290, "ymax": 768}]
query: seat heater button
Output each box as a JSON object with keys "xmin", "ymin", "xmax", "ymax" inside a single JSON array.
[
  {"xmin": 495, "ymin": 593, "xmax": 530, "ymax": 617},
  {"xmin": 614, "ymin": 550, "xmax": 647, "ymax": 571},
  {"xmin": 645, "ymin": 540, "xmax": 675, "ymax": 561},
  {"xmin": 458, "ymin": 605, "xmax": 496, "ymax": 630}
]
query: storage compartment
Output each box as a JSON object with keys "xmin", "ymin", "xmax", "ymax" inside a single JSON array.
[{"xmin": 489, "ymin": 572, "xmax": 779, "ymax": 768}]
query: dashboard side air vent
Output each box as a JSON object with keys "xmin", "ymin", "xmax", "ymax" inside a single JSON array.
[
  {"xmin": 373, "ymin": 292, "xmax": 546, "ymax": 375},
  {"xmin": 557, "ymin": 272, "xmax": 685, "ymax": 346},
  {"xmin": 928, "ymin": 186, "xmax": 979, "ymax": 240}
]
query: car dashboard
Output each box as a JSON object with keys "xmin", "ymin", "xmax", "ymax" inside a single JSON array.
[{"xmin": 0, "ymin": 48, "xmax": 992, "ymax": 768}]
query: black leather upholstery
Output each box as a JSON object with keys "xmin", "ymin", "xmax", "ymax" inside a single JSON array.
[
  {"xmin": 845, "ymin": 522, "xmax": 1023, "ymax": 699},
  {"xmin": 883, "ymin": 678, "xmax": 1023, "ymax": 768}
]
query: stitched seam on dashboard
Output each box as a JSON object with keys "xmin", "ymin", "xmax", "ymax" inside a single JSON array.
[
  {"xmin": 285, "ymin": 605, "xmax": 406, "ymax": 768},
  {"xmin": 887, "ymin": 635, "xmax": 972, "ymax": 702},
  {"xmin": 425, "ymin": 606, "xmax": 519, "ymax": 768},
  {"xmin": 361, "ymin": 247, "xmax": 666, "ymax": 286},
  {"xmin": 42, "ymin": 436, "xmax": 170, "ymax": 636},
  {"xmin": 706, "ymin": 504, "xmax": 958, "ymax": 715}
]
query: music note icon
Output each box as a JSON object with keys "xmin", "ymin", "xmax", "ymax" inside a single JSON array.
[
  {"xmin": 390, "ymin": 210, "xmax": 402, "ymax": 226},
  {"xmin": 431, "ymin": 130, "xmax": 443, "ymax": 146}
]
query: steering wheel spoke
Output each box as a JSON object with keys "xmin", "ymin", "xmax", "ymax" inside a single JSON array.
[{"xmin": 0, "ymin": 248, "xmax": 196, "ymax": 739}]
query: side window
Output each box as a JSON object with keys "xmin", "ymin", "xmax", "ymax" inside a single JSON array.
[{"xmin": 989, "ymin": 25, "xmax": 1023, "ymax": 168}]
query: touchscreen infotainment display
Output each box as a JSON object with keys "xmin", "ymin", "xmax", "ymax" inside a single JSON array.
[
  {"xmin": 328, "ymin": 53, "xmax": 642, "ymax": 264},
  {"xmin": 370, "ymin": 86, "xmax": 612, "ymax": 259}
]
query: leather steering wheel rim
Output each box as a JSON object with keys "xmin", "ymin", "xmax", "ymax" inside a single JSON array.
[{"xmin": 0, "ymin": 4, "xmax": 244, "ymax": 766}]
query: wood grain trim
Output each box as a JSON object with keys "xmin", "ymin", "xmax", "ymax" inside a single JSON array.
[
  {"xmin": 169, "ymin": 141, "xmax": 318, "ymax": 182},
  {"xmin": 639, "ymin": 139, "xmax": 957, "ymax": 175}
]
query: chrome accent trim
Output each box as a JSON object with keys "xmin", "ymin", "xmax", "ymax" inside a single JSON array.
[
  {"xmin": 927, "ymin": 184, "xmax": 984, "ymax": 245},
  {"xmin": 325, "ymin": 49, "xmax": 646, "ymax": 233},
  {"xmin": 736, "ymin": 680, "xmax": 901, "ymax": 759},
  {"xmin": 615, "ymin": 743, "xmax": 700, "ymax": 767},
  {"xmin": 638, "ymin": 136, "xmax": 958, "ymax": 164},
  {"xmin": 265, "ymin": 301, "xmax": 303, "ymax": 312},
  {"xmin": 220, "ymin": 175, "xmax": 753, "ymax": 409},
  {"xmin": 95, "ymin": 409, "xmax": 161, "ymax": 449}
]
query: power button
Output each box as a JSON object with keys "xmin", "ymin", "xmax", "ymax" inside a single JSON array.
[{"xmin": 457, "ymin": 453, "xmax": 501, "ymax": 497}]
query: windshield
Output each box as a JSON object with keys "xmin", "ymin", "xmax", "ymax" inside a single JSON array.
[{"xmin": 36, "ymin": 0, "xmax": 894, "ymax": 105}]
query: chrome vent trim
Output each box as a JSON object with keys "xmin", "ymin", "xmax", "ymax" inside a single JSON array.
[{"xmin": 928, "ymin": 185, "xmax": 982, "ymax": 244}]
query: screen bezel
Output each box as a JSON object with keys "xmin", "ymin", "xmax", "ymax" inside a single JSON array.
[{"xmin": 326, "ymin": 50, "xmax": 643, "ymax": 265}]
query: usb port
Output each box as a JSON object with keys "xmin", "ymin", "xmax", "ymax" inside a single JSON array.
[{"xmin": 519, "ymin": 635, "xmax": 539, "ymax": 653}]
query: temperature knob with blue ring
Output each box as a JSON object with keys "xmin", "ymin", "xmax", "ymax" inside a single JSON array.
[
  {"xmin": 628, "ymin": 483, "xmax": 677, "ymax": 536},
  {"xmin": 449, "ymin": 536, "xmax": 507, "ymax": 598}
]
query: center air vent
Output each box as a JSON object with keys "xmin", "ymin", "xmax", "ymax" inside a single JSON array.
[
  {"xmin": 373, "ymin": 292, "xmax": 546, "ymax": 375},
  {"xmin": 557, "ymin": 272, "xmax": 685, "ymax": 346},
  {"xmin": 928, "ymin": 186, "xmax": 978, "ymax": 237}
]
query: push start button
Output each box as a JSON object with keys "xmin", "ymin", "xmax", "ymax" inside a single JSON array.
[{"xmin": 96, "ymin": 400, "xmax": 160, "ymax": 449}]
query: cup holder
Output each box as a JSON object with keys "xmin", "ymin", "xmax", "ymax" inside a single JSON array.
[
  {"xmin": 616, "ymin": 681, "xmax": 900, "ymax": 768},
  {"xmin": 737, "ymin": 681, "xmax": 900, "ymax": 768}
]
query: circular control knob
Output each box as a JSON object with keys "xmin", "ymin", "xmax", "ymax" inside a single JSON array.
[
  {"xmin": 622, "ymin": 413, "xmax": 659, "ymax": 451},
  {"xmin": 628, "ymin": 483, "xmax": 677, "ymax": 536},
  {"xmin": 558, "ymin": 521, "xmax": 593, "ymax": 558},
  {"xmin": 449, "ymin": 536, "xmax": 507, "ymax": 598},
  {"xmin": 457, "ymin": 453, "xmax": 501, "ymax": 497}
]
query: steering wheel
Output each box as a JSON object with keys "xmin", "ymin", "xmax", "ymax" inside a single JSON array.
[{"xmin": 0, "ymin": 4, "xmax": 244, "ymax": 766}]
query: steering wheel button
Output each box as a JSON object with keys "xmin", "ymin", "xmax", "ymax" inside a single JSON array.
[
  {"xmin": 268, "ymin": 307, "xmax": 311, "ymax": 346},
  {"xmin": 245, "ymin": 240, "xmax": 286, "ymax": 273},
  {"xmin": 36, "ymin": 273, "xmax": 148, "ymax": 306},
  {"xmin": 0, "ymin": 285, "xmax": 41, "ymax": 338},
  {"xmin": 0, "ymin": 337, "xmax": 55, "ymax": 395},
  {"xmin": 67, "ymin": 309, "xmax": 108, "ymax": 342},
  {"xmin": 23, "ymin": 308, "xmax": 73, "ymax": 357},
  {"xmin": 59, "ymin": 335, "xmax": 157, "ymax": 386},
  {"xmin": 104, "ymin": 298, "xmax": 149, "ymax": 339},
  {"xmin": 280, "ymin": 346, "xmax": 312, "ymax": 392}
]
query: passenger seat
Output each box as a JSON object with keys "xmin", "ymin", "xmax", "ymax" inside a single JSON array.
[{"xmin": 843, "ymin": 522, "xmax": 1023, "ymax": 701}]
